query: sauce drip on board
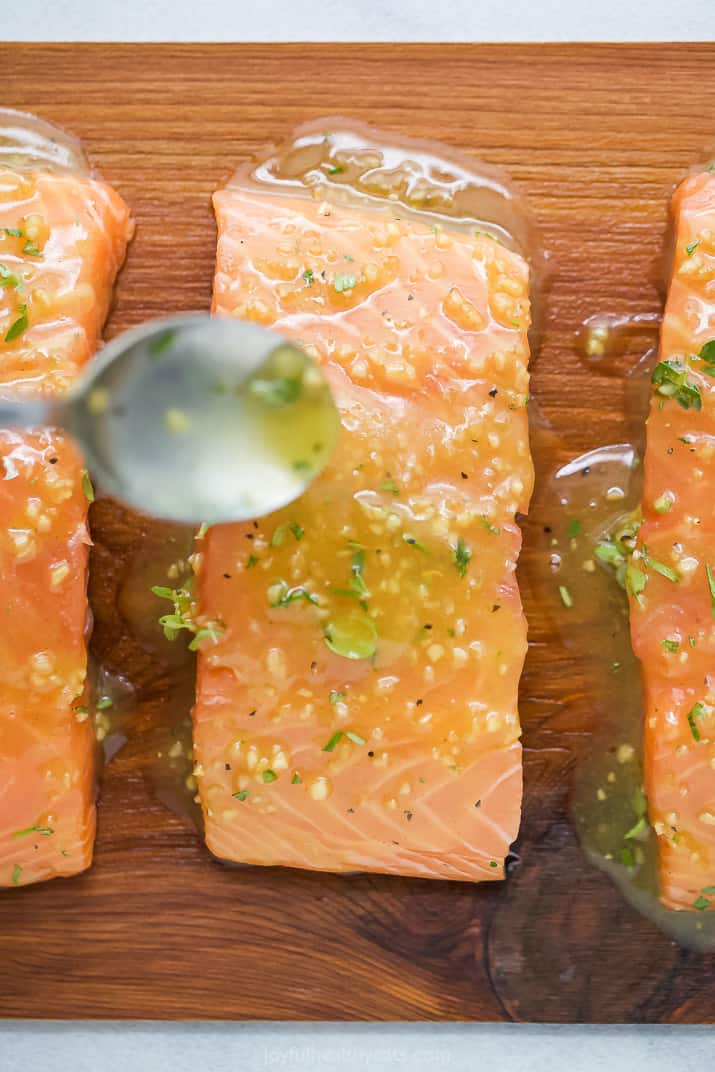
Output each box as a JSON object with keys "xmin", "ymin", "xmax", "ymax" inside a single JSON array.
[{"xmin": 538, "ymin": 312, "xmax": 715, "ymax": 950}]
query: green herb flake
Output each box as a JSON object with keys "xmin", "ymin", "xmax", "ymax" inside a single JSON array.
[
  {"xmin": 454, "ymin": 537, "xmax": 471, "ymax": 578},
  {"xmin": 249, "ymin": 376, "xmax": 302, "ymax": 407},
  {"xmin": 3, "ymin": 227, "xmax": 22, "ymax": 237},
  {"xmin": 291, "ymin": 773, "xmax": 302, "ymax": 784},
  {"xmin": 324, "ymin": 612, "xmax": 378, "ymax": 661},
  {"xmin": 96, "ymin": 696, "xmax": 113, "ymax": 711},
  {"xmin": 0, "ymin": 263, "xmax": 21, "ymax": 289},
  {"xmin": 346, "ymin": 730, "xmax": 366, "ymax": 745},
  {"xmin": 380, "ymin": 480, "xmax": 399, "ymax": 495},
  {"xmin": 323, "ymin": 731, "xmax": 343, "ymax": 752},
  {"xmin": 292, "ymin": 459, "xmax": 311, "ymax": 472},
  {"xmin": 699, "ymin": 340, "xmax": 715, "ymax": 362},
  {"xmin": 559, "ymin": 585, "xmax": 573, "ymax": 608},
  {"xmin": 5, "ymin": 303, "xmax": 28, "ymax": 343},
  {"xmin": 653, "ymin": 492, "xmax": 673, "ymax": 515},
  {"xmin": 302, "ymin": 268, "xmax": 314, "ymax": 286},
  {"xmin": 645, "ymin": 556, "xmax": 680, "ymax": 583},
  {"xmin": 233, "ymin": 789, "xmax": 250, "ymax": 801},
  {"xmin": 625, "ymin": 564, "xmax": 647, "ymax": 599},
  {"xmin": 149, "ymin": 329, "xmax": 176, "ymax": 356},
  {"xmin": 567, "ymin": 519, "xmax": 583, "ymax": 538},
  {"xmin": 624, "ymin": 816, "xmax": 648, "ymax": 840},
  {"xmin": 701, "ymin": 885, "xmax": 715, "ymax": 895},
  {"xmin": 694, "ymin": 896, "xmax": 710, "ymax": 911},
  {"xmin": 595, "ymin": 542, "xmax": 625, "ymax": 567},
  {"xmin": 489, "ymin": 861, "xmax": 498, "ymax": 869},
  {"xmin": 334, "ymin": 272, "xmax": 357, "ymax": 293},
  {"xmin": 12, "ymin": 864, "xmax": 21, "ymax": 885},
  {"xmin": 188, "ymin": 623, "xmax": 224, "ymax": 652},
  {"xmin": 12, "ymin": 824, "xmax": 54, "ymax": 839},
  {"xmin": 262, "ymin": 769, "xmax": 278, "ymax": 783},
  {"xmin": 661, "ymin": 638, "xmax": 679, "ymax": 653},
  {"xmin": 81, "ymin": 470, "xmax": 95, "ymax": 503},
  {"xmin": 327, "ymin": 164, "xmax": 344, "ymax": 175},
  {"xmin": 686, "ymin": 701, "xmax": 707, "ymax": 742},
  {"xmin": 22, "ymin": 240, "xmax": 41, "ymax": 257},
  {"xmin": 246, "ymin": 554, "xmax": 259, "ymax": 569},
  {"xmin": 652, "ymin": 358, "xmax": 702, "ymax": 411},
  {"xmin": 619, "ymin": 847, "xmax": 635, "ymax": 868},
  {"xmin": 329, "ymin": 689, "xmax": 346, "ymax": 705},
  {"xmin": 706, "ymin": 563, "xmax": 715, "ymax": 617},
  {"xmin": 686, "ymin": 240, "xmax": 700, "ymax": 256},
  {"xmin": 480, "ymin": 517, "xmax": 501, "ymax": 535},
  {"xmin": 268, "ymin": 580, "xmax": 318, "ymax": 608},
  {"xmin": 271, "ymin": 521, "xmax": 303, "ymax": 546}
]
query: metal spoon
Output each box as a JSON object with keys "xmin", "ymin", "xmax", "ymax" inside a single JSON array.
[{"xmin": 0, "ymin": 314, "xmax": 339, "ymax": 523}]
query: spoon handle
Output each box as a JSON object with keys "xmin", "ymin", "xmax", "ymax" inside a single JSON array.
[{"xmin": 0, "ymin": 396, "xmax": 64, "ymax": 431}]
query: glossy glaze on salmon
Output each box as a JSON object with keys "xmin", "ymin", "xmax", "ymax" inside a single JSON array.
[
  {"xmin": 0, "ymin": 167, "xmax": 132, "ymax": 887},
  {"xmin": 629, "ymin": 172, "xmax": 715, "ymax": 911},
  {"xmin": 192, "ymin": 186, "xmax": 533, "ymax": 880}
]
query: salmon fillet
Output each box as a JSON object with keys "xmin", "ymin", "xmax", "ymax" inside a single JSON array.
[
  {"xmin": 0, "ymin": 167, "xmax": 132, "ymax": 887},
  {"xmin": 629, "ymin": 171, "xmax": 715, "ymax": 910},
  {"xmin": 193, "ymin": 187, "xmax": 532, "ymax": 880}
]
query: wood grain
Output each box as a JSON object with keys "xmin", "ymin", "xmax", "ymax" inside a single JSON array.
[{"xmin": 1, "ymin": 42, "xmax": 715, "ymax": 1023}]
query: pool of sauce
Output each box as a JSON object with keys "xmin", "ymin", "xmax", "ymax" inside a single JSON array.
[{"xmin": 537, "ymin": 313, "xmax": 715, "ymax": 950}]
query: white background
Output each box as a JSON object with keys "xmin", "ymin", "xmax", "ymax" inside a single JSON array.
[
  {"xmin": 2, "ymin": 3, "xmax": 714, "ymax": 1069},
  {"xmin": 4, "ymin": 0, "xmax": 715, "ymax": 42}
]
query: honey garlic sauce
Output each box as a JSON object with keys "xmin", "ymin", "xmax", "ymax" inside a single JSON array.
[{"xmin": 538, "ymin": 319, "xmax": 715, "ymax": 951}]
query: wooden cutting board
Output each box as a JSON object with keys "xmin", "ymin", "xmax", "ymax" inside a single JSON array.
[{"xmin": 2, "ymin": 42, "xmax": 715, "ymax": 1023}]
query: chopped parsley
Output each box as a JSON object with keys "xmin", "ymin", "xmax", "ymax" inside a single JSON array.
[
  {"xmin": 323, "ymin": 731, "xmax": 343, "ymax": 752},
  {"xmin": 151, "ymin": 583, "xmax": 224, "ymax": 649},
  {"xmin": 693, "ymin": 896, "xmax": 710, "ymax": 911},
  {"xmin": 0, "ymin": 263, "xmax": 21, "ymax": 289},
  {"xmin": 706, "ymin": 563, "xmax": 715, "ymax": 617},
  {"xmin": 686, "ymin": 240, "xmax": 700, "ymax": 256},
  {"xmin": 454, "ymin": 537, "xmax": 471, "ymax": 577},
  {"xmin": 5, "ymin": 303, "xmax": 28, "ymax": 343},
  {"xmin": 652, "ymin": 492, "xmax": 673, "ymax": 515},
  {"xmin": 327, "ymin": 164, "xmax": 344, "ymax": 175},
  {"xmin": 661, "ymin": 638, "xmax": 679, "ymax": 654},
  {"xmin": 246, "ymin": 554, "xmax": 259, "ymax": 569},
  {"xmin": 268, "ymin": 581, "xmax": 318, "ymax": 608},
  {"xmin": 12, "ymin": 864, "xmax": 21, "ymax": 884},
  {"xmin": 699, "ymin": 339, "xmax": 715, "ymax": 362},
  {"xmin": 625, "ymin": 564, "xmax": 647, "ymax": 599},
  {"xmin": 271, "ymin": 521, "xmax": 304, "ymax": 546},
  {"xmin": 624, "ymin": 816, "xmax": 647, "ymax": 840},
  {"xmin": 643, "ymin": 555, "xmax": 680, "ymax": 583},
  {"xmin": 249, "ymin": 376, "xmax": 302, "ymax": 406},
  {"xmin": 558, "ymin": 585, "xmax": 573, "ymax": 608},
  {"xmin": 13, "ymin": 824, "xmax": 53, "ymax": 838},
  {"xmin": 651, "ymin": 358, "xmax": 701, "ymax": 410},
  {"xmin": 291, "ymin": 773, "xmax": 302, "ymax": 784},
  {"xmin": 2, "ymin": 227, "xmax": 22, "ymax": 237},
  {"xmin": 480, "ymin": 517, "xmax": 501, "ymax": 535},
  {"xmin": 329, "ymin": 690, "xmax": 346, "ymax": 705},
  {"xmin": 567, "ymin": 519, "xmax": 583, "ymax": 538},
  {"xmin": 595, "ymin": 542, "xmax": 625, "ymax": 567},
  {"xmin": 233, "ymin": 789, "xmax": 250, "ymax": 801},
  {"xmin": 262, "ymin": 769, "xmax": 278, "ymax": 783},
  {"xmin": 96, "ymin": 696, "xmax": 113, "ymax": 711},
  {"xmin": 334, "ymin": 272, "xmax": 356, "ymax": 293},
  {"xmin": 687, "ymin": 701, "xmax": 707, "ymax": 742},
  {"xmin": 324, "ymin": 612, "xmax": 378, "ymax": 660},
  {"xmin": 81, "ymin": 469, "xmax": 95, "ymax": 503},
  {"xmin": 346, "ymin": 731, "xmax": 366, "ymax": 745},
  {"xmin": 380, "ymin": 480, "xmax": 399, "ymax": 495},
  {"xmin": 489, "ymin": 861, "xmax": 498, "ymax": 869},
  {"xmin": 22, "ymin": 240, "xmax": 41, "ymax": 256},
  {"xmin": 302, "ymin": 268, "xmax": 314, "ymax": 286},
  {"xmin": 620, "ymin": 847, "xmax": 635, "ymax": 868}
]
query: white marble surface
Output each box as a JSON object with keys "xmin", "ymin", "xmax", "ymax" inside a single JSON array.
[
  {"xmin": 1, "ymin": 1023, "xmax": 713, "ymax": 1071},
  {"xmin": 5, "ymin": 0, "xmax": 715, "ymax": 42}
]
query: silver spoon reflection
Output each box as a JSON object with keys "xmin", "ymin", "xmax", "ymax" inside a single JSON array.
[{"xmin": 0, "ymin": 314, "xmax": 339, "ymax": 523}]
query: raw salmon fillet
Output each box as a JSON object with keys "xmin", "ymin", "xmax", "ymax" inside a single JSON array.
[
  {"xmin": 193, "ymin": 187, "xmax": 532, "ymax": 880},
  {"xmin": 0, "ymin": 167, "xmax": 132, "ymax": 887},
  {"xmin": 629, "ymin": 172, "xmax": 715, "ymax": 910}
]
